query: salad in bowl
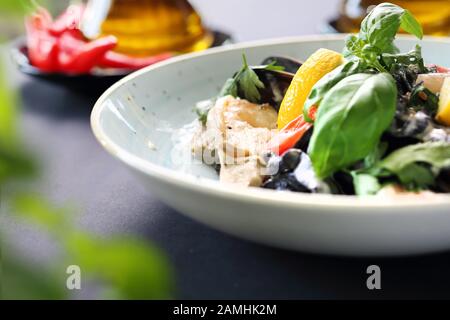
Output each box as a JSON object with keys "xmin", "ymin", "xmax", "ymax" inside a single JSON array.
[{"xmin": 192, "ymin": 2, "xmax": 450, "ymax": 197}]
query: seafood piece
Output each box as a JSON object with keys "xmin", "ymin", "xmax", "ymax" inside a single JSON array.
[{"xmin": 192, "ymin": 96, "xmax": 278, "ymax": 186}]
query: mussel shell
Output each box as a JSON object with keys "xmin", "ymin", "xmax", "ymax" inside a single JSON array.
[
  {"xmin": 251, "ymin": 56, "xmax": 303, "ymax": 109},
  {"xmin": 261, "ymin": 56, "xmax": 303, "ymax": 74},
  {"xmin": 253, "ymin": 68, "xmax": 294, "ymax": 110}
]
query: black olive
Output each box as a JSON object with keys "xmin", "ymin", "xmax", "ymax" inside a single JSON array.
[
  {"xmin": 262, "ymin": 176, "xmax": 289, "ymax": 191},
  {"xmin": 285, "ymin": 173, "xmax": 311, "ymax": 193},
  {"xmin": 279, "ymin": 149, "xmax": 302, "ymax": 173},
  {"xmin": 333, "ymin": 172, "xmax": 355, "ymax": 195},
  {"xmin": 403, "ymin": 111, "xmax": 431, "ymax": 137},
  {"xmin": 262, "ymin": 149, "xmax": 338, "ymax": 194}
]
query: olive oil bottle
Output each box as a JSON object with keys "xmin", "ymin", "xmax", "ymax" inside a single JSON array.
[
  {"xmin": 336, "ymin": 0, "xmax": 450, "ymax": 36},
  {"xmin": 82, "ymin": 0, "xmax": 213, "ymax": 56}
]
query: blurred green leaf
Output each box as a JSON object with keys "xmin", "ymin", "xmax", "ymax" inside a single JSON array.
[
  {"xmin": 0, "ymin": 62, "xmax": 36, "ymax": 184},
  {"xmin": 0, "ymin": 7, "xmax": 173, "ymax": 298},
  {"xmin": 0, "ymin": 149, "xmax": 36, "ymax": 184},
  {"xmin": 0, "ymin": 63, "xmax": 19, "ymax": 146},
  {"xmin": 1, "ymin": 250, "xmax": 66, "ymax": 300},
  {"xmin": 12, "ymin": 194, "xmax": 70, "ymax": 232},
  {"xmin": 67, "ymin": 233, "xmax": 173, "ymax": 300},
  {"xmin": 0, "ymin": 0, "xmax": 27, "ymax": 14}
]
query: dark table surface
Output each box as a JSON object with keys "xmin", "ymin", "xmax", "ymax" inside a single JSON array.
[
  {"xmin": 9, "ymin": 0, "xmax": 450, "ymax": 299},
  {"xmin": 12, "ymin": 58, "xmax": 450, "ymax": 301}
]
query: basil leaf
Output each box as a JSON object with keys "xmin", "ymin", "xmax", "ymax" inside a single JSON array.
[
  {"xmin": 303, "ymin": 59, "xmax": 368, "ymax": 122},
  {"xmin": 378, "ymin": 141, "xmax": 450, "ymax": 174},
  {"xmin": 400, "ymin": 9, "xmax": 424, "ymax": 39},
  {"xmin": 308, "ymin": 73, "xmax": 397, "ymax": 178},
  {"xmin": 360, "ymin": 3, "xmax": 423, "ymax": 53},
  {"xmin": 364, "ymin": 142, "xmax": 388, "ymax": 168}
]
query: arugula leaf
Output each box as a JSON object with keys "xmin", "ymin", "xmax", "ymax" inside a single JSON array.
[
  {"xmin": 378, "ymin": 141, "xmax": 450, "ymax": 175},
  {"xmin": 303, "ymin": 59, "xmax": 368, "ymax": 122},
  {"xmin": 395, "ymin": 163, "xmax": 435, "ymax": 190},
  {"xmin": 219, "ymin": 54, "xmax": 283, "ymax": 103},
  {"xmin": 382, "ymin": 45, "xmax": 429, "ymax": 97},
  {"xmin": 352, "ymin": 142, "xmax": 450, "ymax": 195},
  {"xmin": 308, "ymin": 73, "xmax": 397, "ymax": 178},
  {"xmin": 382, "ymin": 45, "xmax": 426, "ymax": 73},
  {"xmin": 356, "ymin": 142, "xmax": 450, "ymax": 194},
  {"xmin": 350, "ymin": 143, "xmax": 388, "ymax": 195}
]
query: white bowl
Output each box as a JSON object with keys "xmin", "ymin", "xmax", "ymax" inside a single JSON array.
[{"xmin": 91, "ymin": 35, "xmax": 450, "ymax": 257}]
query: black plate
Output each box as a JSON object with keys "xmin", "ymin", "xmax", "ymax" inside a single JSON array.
[{"xmin": 11, "ymin": 30, "xmax": 233, "ymax": 95}]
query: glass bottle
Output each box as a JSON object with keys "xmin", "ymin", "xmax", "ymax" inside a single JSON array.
[
  {"xmin": 336, "ymin": 0, "xmax": 450, "ymax": 36},
  {"xmin": 82, "ymin": 0, "xmax": 213, "ymax": 56}
]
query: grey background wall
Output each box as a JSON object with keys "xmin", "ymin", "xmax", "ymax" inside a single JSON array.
[{"xmin": 190, "ymin": 0, "xmax": 342, "ymax": 41}]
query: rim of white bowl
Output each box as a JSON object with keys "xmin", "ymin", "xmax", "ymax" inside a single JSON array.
[{"xmin": 91, "ymin": 34, "xmax": 450, "ymax": 210}]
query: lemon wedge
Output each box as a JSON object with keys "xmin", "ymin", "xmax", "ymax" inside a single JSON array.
[
  {"xmin": 277, "ymin": 48, "xmax": 343, "ymax": 129},
  {"xmin": 436, "ymin": 77, "xmax": 450, "ymax": 126}
]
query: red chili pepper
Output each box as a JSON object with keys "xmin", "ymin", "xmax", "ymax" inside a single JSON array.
[
  {"xmin": 25, "ymin": 8, "xmax": 59, "ymax": 72},
  {"xmin": 25, "ymin": 4, "xmax": 172, "ymax": 74},
  {"xmin": 48, "ymin": 4, "xmax": 85, "ymax": 37},
  {"xmin": 269, "ymin": 106, "xmax": 318, "ymax": 155},
  {"xmin": 58, "ymin": 34, "xmax": 118, "ymax": 74},
  {"xmin": 308, "ymin": 105, "xmax": 318, "ymax": 121},
  {"xmin": 98, "ymin": 51, "xmax": 173, "ymax": 70}
]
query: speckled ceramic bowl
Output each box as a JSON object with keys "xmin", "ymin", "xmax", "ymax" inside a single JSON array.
[{"xmin": 91, "ymin": 35, "xmax": 450, "ymax": 257}]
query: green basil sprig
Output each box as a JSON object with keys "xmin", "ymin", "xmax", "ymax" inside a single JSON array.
[
  {"xmin": 345, "ymin": 3, "xmax": 423, "ymax": 72},
  {"xmin": 308, "ymin": 73, "xmax": 398, "ymax": 179},
  {"xmin": 304, "ymin": 4, "xmax": 424, "ymax": 122}
]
